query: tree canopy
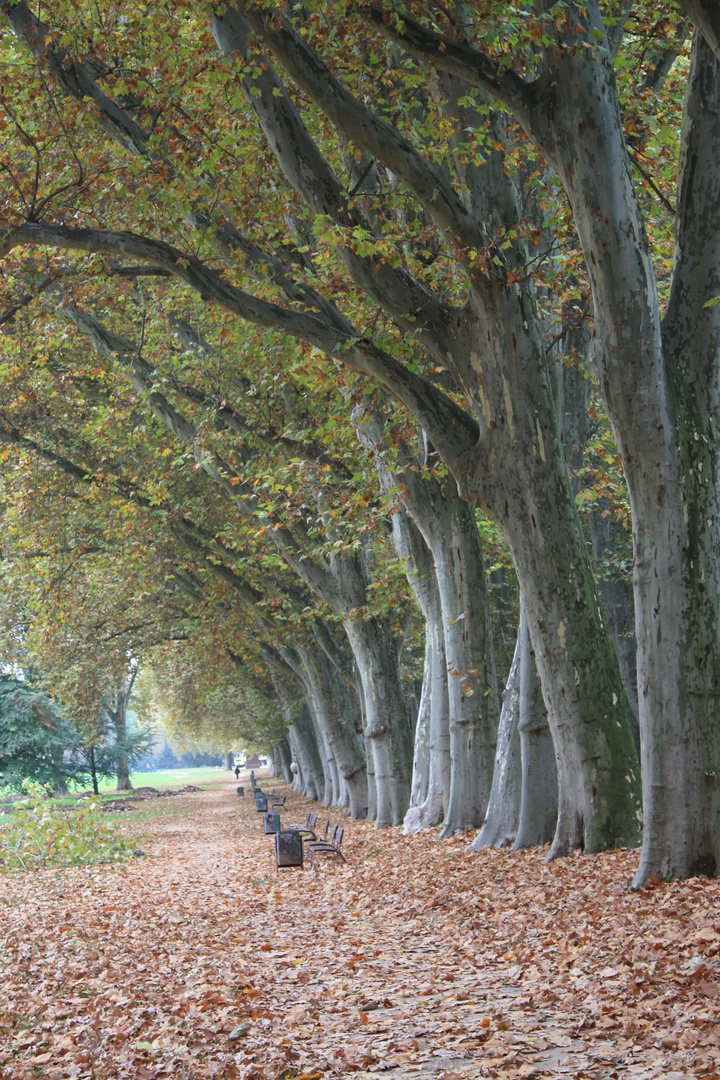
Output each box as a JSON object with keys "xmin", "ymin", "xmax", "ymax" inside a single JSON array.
[{"xmin": 1, "ymin": 1, "xmax": 719, "ymax": 884}]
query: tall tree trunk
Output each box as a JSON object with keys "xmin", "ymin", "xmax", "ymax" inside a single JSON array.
[
  {"xmin": 89, "ymin": 745, "xmax": 99, "ymax": 796},
  {"xmin": 381, "ymin": 498, "xmax": 449, "ymax": 833},
  {"xmin": 514, "ymin": 610, "xmax": 558, "ymax": 850},
  {"xmin": 52, "ymin": 744, "xmax": 69, "ymax": 796},
  {"xmin": 531, "ymin": 22, "xmax": 720, "ymax": 881},
  {"xmin": 278, "ymin": 738, "xmax": 293, "ymax": 785},
  {"xmin": 283, "ymin": 644, "xmax": 344, "ymax": 809},
  {"xmin": 431, "ymin": 494, "xmax": 499, "ymax": 835},
  {"xmin": 287, "ymin": 732, "xmax": 303, "ymax": 794},
  {"xmin": 268, "ymin": 671, "xmax": 320, "ymax": 802},
  {"xmin": 108, "ymin": 687, "xmax": 133, "ymax": 792},
  {"xmin": 470, "ymin": 628, "xmax": 522, "ymax": 850},
  {"xmin": 362, "ymin": 424, "xmax": 496, "ymax": 833},
  {"xmin": 344, "ymin": 618, "xmax": 413, "ymax": 826},
  {"xmin": 287, "ymin": 713, "xmax": 323, "ymax": 802},
  {"xmin": 590, "ymin": 513, "xmax": 639, "ymax": 748},
  {"xmin": 404, "ymin": 611, "xmax": 450, "ymax": 833},
  {"xmin": 304, "ymin": 691, "xmax": 336, "ymax": 807},
  {"xmin": 299, "ymin": 645, "xmax": 368, "ymax": 819}
]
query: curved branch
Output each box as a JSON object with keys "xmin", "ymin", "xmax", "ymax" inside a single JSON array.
[
  {"xmin": 240, "ymin": 4, "xmax": 485, "ymax": 249},
  {"xmin": 214, "ymin": 7, "xmax": 455, "ymax": 348},
  {"xmin": 1, "ymin": 221, "xmax": 480, "ymax": 481},
  {"xmin": 366, "ymin": 5, "xmax": 533, "ymax": 128},
  {"xmin": 678, "ymin": 0, "xmax": 720, "ymax": 63},
  {"xmin": 0, "ymin": 0, "xmax": 149, "ymax": 155}
]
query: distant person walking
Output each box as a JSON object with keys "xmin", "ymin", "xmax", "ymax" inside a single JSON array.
[{"xmin": 234, "ymin": 765, "xmax": 240, "ymax": 780}]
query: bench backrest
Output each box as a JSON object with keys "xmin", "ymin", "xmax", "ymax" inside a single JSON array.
[{"xmin": 335, "ymin": 826, "xmax": 344, "ymax": 850}]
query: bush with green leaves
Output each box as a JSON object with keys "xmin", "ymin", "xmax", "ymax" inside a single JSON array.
[{"xmin": 0, "ymin": 780, "xmax": 136, "ymax": 872}]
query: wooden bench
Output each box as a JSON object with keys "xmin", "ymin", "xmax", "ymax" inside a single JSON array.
[{"xmin": 308, "ymin": 825, "xmax": 345, "ymax": 869}]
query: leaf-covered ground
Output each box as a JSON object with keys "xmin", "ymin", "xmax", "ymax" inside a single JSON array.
[{"xmin": 1, "ymin": 779, "xmax": 719, "ymax": 1080}]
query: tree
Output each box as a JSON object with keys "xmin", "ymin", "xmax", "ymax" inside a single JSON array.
[
  {"xmin": 2, "ymin": 1, "xmax": 718, "ymax": 879},
  {"xmin": 0, "ymin": 676, "xmax": 80, "ymax": 792},
  {"xmin": 363, "ymin": 1, "xmax": 720, "ymax": 883},
  {"xmin": 69, "ymin": 706, "xmax": 153, "ymax": 795},
  {"xmin": 0, "ymin": 674, "xmax": 152, "ymax": 794},
  {"xmin": 0, "ymin": 0, "xmax": 642, "ymax": 857}
]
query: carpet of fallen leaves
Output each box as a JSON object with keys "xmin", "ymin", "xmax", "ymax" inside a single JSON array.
[{"xmin": 1, "ymin": 778, "xmax": 720, "ymax": 1080}]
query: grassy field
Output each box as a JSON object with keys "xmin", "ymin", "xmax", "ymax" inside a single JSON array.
[
  {"xmin": 0, "ymin": 766, "xmax": 242, "ymax": 803},
  {"xmin": 93, "ymin": 766, "xmax": 235, "ymax": 794}
]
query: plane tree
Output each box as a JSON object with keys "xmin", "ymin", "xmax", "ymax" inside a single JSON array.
[
  {"xmin": 0, "ymin": 0, "xmax": 646, "ymax": 858},
  {"xmin": 0, "ymin": 309, "xmax": 413, "ymax": 817},
  {"xmin": 5, "ymin": 2, "xmax": 718, "ymax": 878},
  {"xmin": 363, "ymin": 0, "xmax": 720, "ymax": 884}
]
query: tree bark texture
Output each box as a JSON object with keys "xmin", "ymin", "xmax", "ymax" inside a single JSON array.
[
  {"xmin": 277, "ymin": 737, "xmax": 294, "ymax": 785},
  {"xmin": 514, "ymin": 609, "xmax": 558, "ymax": 850},
  {"xmin": 378, "ymin": 495, "xmax": 450, "ymax": 832},
  {"xmin": 298, "ymin": 645, "xmax": 368, "ymax": 820},
  {"xmin": 108, "ymin": 688, "xmax": 133, "ymax": 792},
  {"xmin": 364, "ymin": 428, "xmax": 497, "ymax": 833},
  {"xmin": 222, "ymin": 12, "xmax": 642, "ymax": 855},
  {"xmin": 344, "ymin": 617, "xmax": 413, "ymax": 827},
  {"xmin": 526, "ymin": 19, "xmax": 720, "ymax": 881},
  {"xmin": 470, "ymin": 628, "xmax": 522, "ymax": 850}
]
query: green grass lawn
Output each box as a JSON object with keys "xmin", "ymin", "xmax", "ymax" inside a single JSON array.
[
  {"xmin": 0, "ymin": 766, "xmax": 241, "ymax": 804},
  {"xmin": 94, "ymin": 766, "xmax": 234, "ymax": 794}
]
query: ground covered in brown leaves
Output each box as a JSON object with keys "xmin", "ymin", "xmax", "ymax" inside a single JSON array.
[{"xmin": 1, "ymin": 778, "xmax": 719, "ymax": 1080}]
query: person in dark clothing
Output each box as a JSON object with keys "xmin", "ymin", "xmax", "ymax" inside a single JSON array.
[{"xmin": 234, "ymin": 765, "xmax": 240, "ymax": 780}]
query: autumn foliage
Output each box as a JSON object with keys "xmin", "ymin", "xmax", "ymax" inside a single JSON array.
[{"xmin": 1, "ymin": 778, "xmax": 719, "ymax": 1080}]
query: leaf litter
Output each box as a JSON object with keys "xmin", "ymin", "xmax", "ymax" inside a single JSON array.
[{"xmin": 1, "ymin": 781, "xmax": 719, "ymax": 1080}]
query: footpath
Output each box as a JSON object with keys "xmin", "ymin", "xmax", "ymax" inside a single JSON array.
[{"xmin": 1, "ymin": 779, "xmax": 719, "ymax": 1080}]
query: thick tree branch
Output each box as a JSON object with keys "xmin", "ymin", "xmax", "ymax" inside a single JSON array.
[
  {"xmin": 1, "ymin": 221, "xmax": 479, "ymax": 480},
  {"xmin": 678, "ymin": 0, "xmax": 720, "ymax": 63},
  {"xmin": 0, "ymin": 1, "xmax": 150, "ymax": 155},
  {"xmin": 213, "ymin": 7, "xmax": 456, "ymax": 350},
  {"xmin": 366, "ymin": 5, "xmax": 533, "ymax": 127},
  {"xmin": 239, "ymin": 5, "xmax": 488, "ymax": 250}
]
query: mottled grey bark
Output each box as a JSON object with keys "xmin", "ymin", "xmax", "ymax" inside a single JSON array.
[
  {"xmin": 469, "ymin": 629, "xmax": 521, "ymax": 850},
  {"xmin": 361, "ymin": 421, "xmax": 496, "ymax": 834},
  {"xmin": 107, "ymin": 673, "xmax": 137, "ymax": 792},
  {"xmin": 353, "ymin": 2, "xmax": 641, "ymax": 856},
  {"xmin": 678, "ymin": 1, "xmax": 720, "ymax": 62},
  {"xmin": 381, "ymin": 499, "xmax": 449, "ymax": 833},
  {"xmin": 272, "ymin": 534, "xmax": 412, "ymax": 826},
  {"xmin": 277, "ymin": 738, "xmax": 293, "ymax": 785},
  {"xmin": 404, "ymin": 612, "xmax": 450, "ymax": 833},
  {"xmin": 344, "ymin": 617, "xmax": 413, "ymax": 826},
  {"xmin": 514, "ymin": 611, "xmax": 558, "ymax": 850},
  {"xmin": 287, "ymin": 726, "xmax": 308, "ymax": 796},
  {"xmin": 287, "ymin": 710, "xmax": 323, "ymax": 803},
  {"xmin": 509, "ymin": 20, "xmax": 720, "ymax": 881},
  {"xmin": 591, "ymin": 514, "xmax": 639, "ymax": 746},
  {"xmin": 299, "ymin": 644, "xmax": 368, "ymax": 819},
  {"xmin": 365, "ymin": 731, "xmax": 377, "ymax": 823}
]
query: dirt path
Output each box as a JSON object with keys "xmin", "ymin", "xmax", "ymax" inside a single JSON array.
[{"xmin": 1, "ymin": 780, "xmax": 718, "ymax": 1079}]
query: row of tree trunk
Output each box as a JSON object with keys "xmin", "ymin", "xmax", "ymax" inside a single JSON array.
[{"xmin": 263, "ymin": 364, "xmax": 632, "ymax": 859}]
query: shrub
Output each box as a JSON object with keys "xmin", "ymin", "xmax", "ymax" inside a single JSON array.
[{"xmin": 0, "ymin": 780, "xmax": 136, "ymax": 871}]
